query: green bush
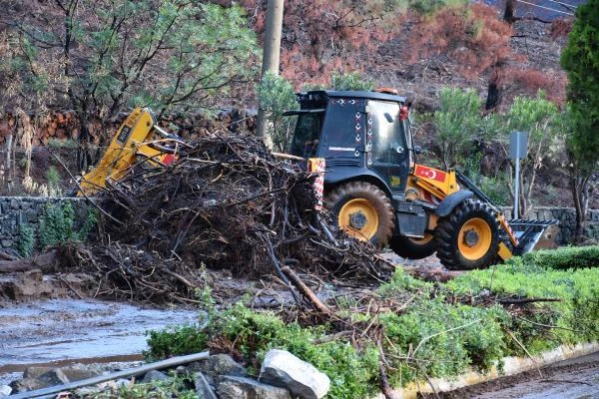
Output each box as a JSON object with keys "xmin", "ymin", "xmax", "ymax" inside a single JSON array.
[
  {"xmin": 523, "ymin": 246, "xmax": 599, "ymax": 270},
  {"xmin": 258, "ymin": 72, "xmax": 298, "ymax": 152},
  {"xmin": 409, "ymin": 0, "xmax": 469, "ymax": 15},
  {"xmin": 18, "ymin": 224, "xmax": 35, "ymax": 258},
  {"xmin": 330, "ymin": 72, "xmax": 374, "ymax": 91},
  {"xmin": 447, "ymin": 257, "xmax": 599, "ymax": 354},
  {"xmin": 39, "ymin": 203, "xmax": 96, "ymax": 248},
  {"xmin": 46, "ymin": 166, "xmax": 61, "ymax": 195},
  {"xmin": 147, "ymin": 303, "xmax": 380, "ymax": 399},
  {"xmin": 145, "ymin": 324, "xmax": 208, "ymax": 361}
]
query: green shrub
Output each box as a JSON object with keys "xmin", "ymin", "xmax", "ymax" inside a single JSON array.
[
  {"xmin": 145, "ymin": 258, "xmax": 599, "ymax": 397},
  {"xmin": 145, "ymin": 324, "xmax": 208, "ymax": 361},
  {"xmin": 46, "ymin": 166, "xmax": 61, "ymax": 195},
  {"xmin": 523, "ymin": 246, "xmax": 599, "ymax": 269},
  {"xmin": 257, "ymin": 72, "xmax": 298, "ymax": 152},
  {"xmin": 330, "ymin": 72, "xmax": 374, "ymax": 91},
  {"xmin": 409, "ymin": 0, "xmax": 469, "ymax": 15},
  {"xmin": 38, "ymin": 203, "xmax": 96, "ymax": 247},
  {"xmin": 447, "ymin": 258, "xmax": 599, "ymax": 354},
  {"xmin": 147, "ymin": 303, "xmax": 380, "ymax": 399},
  {"xmin": 18, "ymin": 224, "xmax": 35, "ymax": 258},
  {"xmin": 380, "ymin": 300, "xmax": 507, "ymax": 384}
]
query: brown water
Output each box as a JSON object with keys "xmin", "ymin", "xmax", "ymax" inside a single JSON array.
[{"xmin": 0, "ymin": 299, "xmax": 199, "ymax": 385}]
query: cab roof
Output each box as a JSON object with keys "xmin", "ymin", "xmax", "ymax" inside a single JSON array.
[{"xmin": 301, "ymin": 90, "xmax": 407, "ymax": 104}]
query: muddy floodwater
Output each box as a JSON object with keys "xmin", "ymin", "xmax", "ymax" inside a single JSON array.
[{"xmin": 0, "ymin": 299, "xmax": 199, "ymax": 385}]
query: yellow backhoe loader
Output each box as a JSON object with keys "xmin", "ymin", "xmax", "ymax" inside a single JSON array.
[{"xmin": 78, "ymin": 91, "xmax": 558, "ymax": 270}]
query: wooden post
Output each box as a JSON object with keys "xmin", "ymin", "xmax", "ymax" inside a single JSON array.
[{"xmin": 256, "ymin": 0, "xmax": 285, "ymax": 139}]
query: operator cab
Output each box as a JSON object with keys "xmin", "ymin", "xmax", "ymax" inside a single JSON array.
[{"xmin": 285, "ymin": 90, "xmax": 413, "ymax": 194}]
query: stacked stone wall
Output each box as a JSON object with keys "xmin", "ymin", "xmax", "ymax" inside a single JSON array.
[
  {"xmin": 0, "ymin": 197, "xmax": 89, "ymax": 251},
  {"xmin": 0, "ymin": 197, "xmax": 596, "ymax": 251}
]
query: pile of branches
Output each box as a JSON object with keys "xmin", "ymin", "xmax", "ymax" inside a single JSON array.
[{"xmin": 84, "ymin": 133, "xmax": 392, "ymax": 301}]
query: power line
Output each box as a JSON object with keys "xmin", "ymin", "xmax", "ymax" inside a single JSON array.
[
  {"xmin": 515, "ymin": 0, "xmax": 576, "ymax": 16},
  {"xmin": 545, "ymin": 0, "xmax": 578, "ymax": 12}
]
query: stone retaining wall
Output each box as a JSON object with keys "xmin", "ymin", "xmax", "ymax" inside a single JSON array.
[
  {"xmin": 500, "ymin": 206, "xmax": 599, "ymax": 245},
  {"xmin": 0, "ymin": 197, "xmax": 89, "ymax": 252},
  {"xmin": 0, "ymin": 197, "xmax": 596, "ymax": 251}
]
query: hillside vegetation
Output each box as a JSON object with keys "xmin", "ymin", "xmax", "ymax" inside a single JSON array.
[{"xmin": 0, "ymin": 0, "xmax": 596, "ymax": 240}]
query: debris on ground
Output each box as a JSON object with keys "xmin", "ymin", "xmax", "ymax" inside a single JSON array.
[{"xmin": 7, "ymin": 350, "xmax": 327, "ymax": 399}]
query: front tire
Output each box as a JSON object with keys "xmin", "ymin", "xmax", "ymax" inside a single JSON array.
[
  {"xmin": 326, "ymin": 181, "xmax": 395, "ymax": 247},
  {"xmin": 435, "ymin": 199, "xmax": 499, "ymax": 270},
  {"xmin": 389, "ymin": 234, "xmax": 436, "ymax": 259}
]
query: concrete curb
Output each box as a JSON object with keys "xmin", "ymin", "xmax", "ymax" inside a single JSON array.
[{"xmin": 373, "ymin": 342, "xmax": 599, "ymax": 398}]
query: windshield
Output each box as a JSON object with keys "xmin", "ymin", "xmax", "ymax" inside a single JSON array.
[{"xmin": 289, "ymin": 112, "xmax": 324, "ymax": 158}]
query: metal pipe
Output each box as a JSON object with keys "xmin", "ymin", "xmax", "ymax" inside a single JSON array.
[{"xmin": 10, "ymin": 351, "xmax": 210, "ymax": 399}]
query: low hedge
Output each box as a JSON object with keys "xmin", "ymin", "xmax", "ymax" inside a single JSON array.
[{"xmin": 523, "ymin": 245, "xmax": 599, "ymax": 270}]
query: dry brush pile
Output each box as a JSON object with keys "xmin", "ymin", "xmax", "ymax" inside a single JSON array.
[{"xmin": 63, "ymin": 132, "xmax": 393, "ymax": 304}]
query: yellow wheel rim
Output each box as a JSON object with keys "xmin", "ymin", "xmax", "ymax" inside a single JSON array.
[
  {"xmin": 408, "ymin": 233, "xmax": 434, "ymax": 246},
  {"xmin": 338, "ymin": 199, "xmax": 379, "ymax": 241},
  {"xmin": 458, "ymin": 218, "xmax": 492, "ymax": 260}
]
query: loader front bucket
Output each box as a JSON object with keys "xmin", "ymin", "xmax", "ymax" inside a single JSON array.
[{"xmin": 509, "ymin": 219, "xmax": 560, "ymax": 256}]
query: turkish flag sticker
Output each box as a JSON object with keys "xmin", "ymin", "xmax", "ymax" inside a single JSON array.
[{"xmin": 415, "ymin": 165, "xmax": 446, "ymax": 183}]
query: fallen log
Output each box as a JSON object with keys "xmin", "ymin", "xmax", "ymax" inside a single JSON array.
[
  {"xmin": 0, "ymin": 250, "xmax": 59, "ymax": 274},
  {"xmin": 282, "ymin": 266, "xmax": 332, "ymax": 315}
]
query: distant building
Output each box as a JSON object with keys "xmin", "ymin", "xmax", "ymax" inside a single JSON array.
[{"xmin": 481, "ymin": 0, "xmax": 585, "ymax": 20}]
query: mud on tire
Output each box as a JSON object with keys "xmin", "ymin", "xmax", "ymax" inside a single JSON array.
[
  {"xmin": 326, "ymin": 181, "xmax": 395, "ymax": 248},
  {"xmin": 435, "ymin": 199, "xmax": 499, "ymax": 270}
]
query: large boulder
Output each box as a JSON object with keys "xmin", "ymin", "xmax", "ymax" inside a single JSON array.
[
  {"xmin": 11, "ymin": 364, "xmax": 102, "ymax": 393},
  {"xmin": 57, "ymin": 363, "xmax": 102, "ymax": 382},
  {"xmin": 217, "ymin": 376, "xmax": 291, "ymax": 399},
  {"xmin": 259, "ymin": 349, "xmax": 330, "ymax": 399}
]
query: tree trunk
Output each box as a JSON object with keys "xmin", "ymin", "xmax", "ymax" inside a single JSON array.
[
  {"xmin": 570, "ymin": 171, "xmax": 590, "ymax": 243},
  {"xmin": 256, "ymin": 0, "xmax": 285, "ymax": 139},
  {"xmin": 503, "ymin": 0, "xmax": 516, "ymax": 23}
]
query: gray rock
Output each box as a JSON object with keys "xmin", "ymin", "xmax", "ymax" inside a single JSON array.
[
  {"xmin": 259, "ymin": 349, "xmax": 330, "ymax": 399},
  {"xmin": 23, "ymin": 366, "xmax": 53, "ymax": 379},
  {"xmin": 9, "ymin": 378, "xmax": 37, "ymax": 393},
  {"xmin": 217, "ymin": 376, "xmax": 291, "ymax": 399},
  {"xmin": 0, "ymin": 385, "xmax": 12, "ymax": 397},
  {"xmin": 59, "ymin": 363, "xmax": 102, "ymax": 382},
  {"xmin": 195, "ymin": 372, "xmax": 218, "ymax": 399},
  {"xmin": 198, "ymin": 354, "xmax": 246, "ymax": 379},
  {"xmin": 37, "ymin": 369, "xmax": 70, "ymax": 387},
  {"xmin": 142, "ymin": 370, "xmax": 169, "ymax": 383}
]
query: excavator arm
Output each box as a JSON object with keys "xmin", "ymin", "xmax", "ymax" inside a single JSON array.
[{"xmin": 77, "ymin": 108, "xmax": 184, "ymax": 196}]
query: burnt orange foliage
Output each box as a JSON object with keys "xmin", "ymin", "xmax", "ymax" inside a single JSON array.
[
  {"xmin": 407, "ymin": 4, "xmax": 516, "ymax": 79},
  {"xmin": 551, "ymin": 18, "xmax": 573, "ymax": 39},
  {"xmin": 241, "ymin": 0, "xmax": 401, "ymax": 87},
  {"xmin": 499, "ymin": 67, "xmax": 567, "ymax": 104}
]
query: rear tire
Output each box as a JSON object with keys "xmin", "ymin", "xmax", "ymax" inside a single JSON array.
[
  {"xmin": 389, "ymin": 234, "xmax": 436, "ymax": 259},
  {"xmin": 326, "ymin": 181, "xmax": 395, "ymax": 247},
  {"xmin": 435, "ymin": 199, "xmax": 499, "ymax": 270}
]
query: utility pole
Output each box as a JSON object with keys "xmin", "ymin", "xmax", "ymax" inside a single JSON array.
[{"xmin": 256, "ymin": 0, "xmax": 284, "ymax": 138}]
